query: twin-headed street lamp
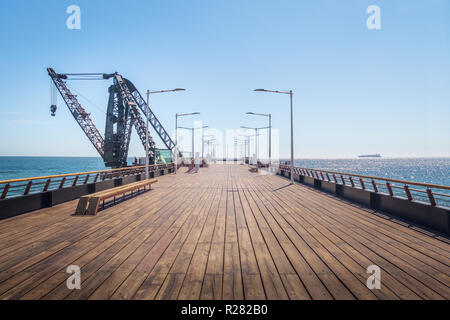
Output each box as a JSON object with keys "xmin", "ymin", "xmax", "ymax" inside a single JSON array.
[
  {"xmin": 204, "ymin": 138, "xmax": 216, "ymax": 161},
  {"xmin": 234, "ymin": 138, "xmax": 248, "ymax": 161},
  {"xmin": 246, "ymin": 112, "xmax": 272, "ymax": 172},
  {"xmin": 175, "ymin": 112, "xmax": 200, "ymax": 174},
  {"xmin": 178, "ymin": 125, "xmax": 209, "ymax": 162},
  {"xmin": 240, "ymin": 126, "xmax": 268, "ymax": 166},
  {"xmin": 254, "ymin": 89, "xmax": 294, "ymax": 184},
  {"xmin": 238, "ymin": 134, "xmax": 253, "ymax": 163},
  {"xmin": 145, "ymin": 88, "xmax": 185, "ymax": 179},
  {"xmin": 202, "ymin": 135, "xmax": 214, "ymax": 159}
]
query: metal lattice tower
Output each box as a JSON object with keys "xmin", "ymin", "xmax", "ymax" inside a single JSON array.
[{"xmin": 47, "ymin": 67, "xmax": 176, "ymax": 168}]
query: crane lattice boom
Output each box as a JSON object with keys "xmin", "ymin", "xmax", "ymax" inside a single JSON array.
[{"xmin": 47, "ymin": 67, "xmax": 176, "ymax": 168}]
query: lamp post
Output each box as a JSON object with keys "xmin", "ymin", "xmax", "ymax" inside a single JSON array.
[
  {"xmin": 234, "ymin": 138, "xmax": 247, "ymax": 162},
  {"xmin": 241, "ymin": 126, "xmax": 269, "ymax": 166},
  {"xmin": 178, "ymin": 125, "xmax": 208, "ymax": 160},
  {"xmin": 145, "ymin": 88, "xmax": 185, "ymax": 179},
  {"xmin": 239, "ymin": 134, "xmax": 252, "ymax": 163},
  {"xmin": 246, "ymin": 112, "xmax": 272, "ymax": 172},
  {"xmin": 202, "ymin": 135, "xmax": 214, "ymax": 159},
  {"xmin": 254, "ymin": 89, "xmax": 294, "ymax": 184},
  {"xmin": 175, "ymin": 112, "xmax": 200, "ymax": 174},
  {"xmin": 205, "ymin": 138, "xmax": 216, "ymax": 160}
]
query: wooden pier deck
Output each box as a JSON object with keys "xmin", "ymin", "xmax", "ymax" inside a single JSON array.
[{"xmin": 0, "ymin": 164, "xmax": 449, "ymax": 300}]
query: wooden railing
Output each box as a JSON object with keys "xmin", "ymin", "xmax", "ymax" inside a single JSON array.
[
  {"xmin": 0, "ymin": 163, "xmax": 174, "ymax": 200},
  {"xmin": 278, "ymin": 165, "xmax": 450, "ymax": 208}
]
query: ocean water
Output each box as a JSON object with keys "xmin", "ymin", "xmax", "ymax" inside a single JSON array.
[
  {"xmin": 291, "ymin": 158, "xmax": 450, "ymax": 187},
  {"xmin": 0, "ymin": 157, "xmax": 134, "ymax": 181},
  {"xmin": 0, "ymin": 157, "xmax": 449, "ymax": 187}
]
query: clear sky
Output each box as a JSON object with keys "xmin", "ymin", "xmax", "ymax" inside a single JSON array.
[{"xmin": 0, "ymin": 0, "xmax": 449, "ymax": 159}]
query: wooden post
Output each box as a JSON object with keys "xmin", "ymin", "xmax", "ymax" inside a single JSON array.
[
  {"xmin": 1, "ymin": 184, "xmax": 10, "ymax": 199},
  {"xmin": 43, "ymin": 179, "xmax": 51, "ymax": 192},
  {"xmin": 359, "ymin": 178, "xmax": 365, "ymax": 190},
  {"xmin": 24, "ymin": 181, "xmax": 33, "ymax": 195},
  {"xmin": 59, "ymin": 177, "xmax": 66, "ymax": 189},
  {"xmin": 349, "ymin": 177, "xmax": 355, "ymax": 188},
  {"xmin": 426, "ymin": 189, "xmax": 436, "ymax": 206},
  {"xmin": 72, "ymin": 176, "xmax": 79, "ymax": 187},
  {"xmin": 404, "ymin": 185, "xmax": 412, "ymax": 201},
  {"xmin": 386, "ymin": 182, "xmax": 394, "ymax": 196},
  {"xmin": 371, "ymin": 180, "xmax": 378, "ymax": 193}
]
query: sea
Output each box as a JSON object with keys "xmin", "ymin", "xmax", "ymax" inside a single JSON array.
[
  {"xmin": 0, "ymin": 156, "xmax": 134, "ymax": 181},
  {"xmin": 0, "ymin": 157, "xmax": 449, "ymax": 187}
]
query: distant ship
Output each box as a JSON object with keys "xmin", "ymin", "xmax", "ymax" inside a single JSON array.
[{"xmin": 358, "ymin": 154, "xmax": 381, "ymax": 158}]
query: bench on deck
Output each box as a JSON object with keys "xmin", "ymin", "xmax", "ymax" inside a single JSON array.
[
  {"xmin": 75, "ymin": 179, "xmax": 158, "ymax": 216},
  {"xmin": 249, "ymin": 165, "xmax": 259, "ymax": 173}
]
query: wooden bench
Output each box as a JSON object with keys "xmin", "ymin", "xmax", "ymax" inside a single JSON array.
[{"xmin": 75, "ymin": 179, "xmax": 158, "ymax": 215}]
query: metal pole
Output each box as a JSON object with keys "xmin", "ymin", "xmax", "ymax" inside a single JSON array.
[
  {"xmin": 145, "ymin": 91, "xmax": 150, "ymax": 180},
  {"xmin": 175, "ymin": 114, "xmax": 178, "ymax": 174},
  {"xmin": 247, "ymin": 136, "xmax": 250, "ymax": 164},
  {"xmin": 290, "ymin": 90, "xmax": 294, "ymax": 184},
  {"xmin": 202, "ymin": 135, "xmax": 204, "ymax": 159},
  {"xmin": 269, "ymin": 114, "xmax": 272, "ymax": 173},
  {"xmin": 255, "ymin": 129, "xmax": 258, "ymax": 165},
  {"xmin": 192, "ymin": 128, "xmax": 194, "ymax": 160}
]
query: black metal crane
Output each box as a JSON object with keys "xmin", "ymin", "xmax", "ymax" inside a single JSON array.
[{"xmin": 47, "ymin": 67, "xmax": 177, "ymax": 168}]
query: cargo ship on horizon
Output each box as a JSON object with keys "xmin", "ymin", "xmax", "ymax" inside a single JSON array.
[{"xmin": 358, "ymin": 154, "xmax": 381, "ymax": 158}]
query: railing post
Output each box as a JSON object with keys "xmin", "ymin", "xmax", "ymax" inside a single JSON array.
[
  {"xmin": 386, "ymin": 182, "xmax": 394, "ymax": 196},
  {"xmin": 360, "ymin": 178, "xmax": 365, "ymax": 190},
  {"xmin": 340, "ymin": 175, "xmax": 345, "ymax": 185},
  {"xmin": 24, "ymin": 181, "xmax": 33, "ymax": 195},
  {"xmin": 59, "ymin": 177, "xmax": 66, "ymax": 189},
  {"xmin": 1, "ymin": 183, "xmax": 10, "ymax": 199},
  {"xmin": 326, "ymin": 173, "xmax": 330, "ymax": 181},
  {"xmin": 349, "ymin": 177, "xmax": 355, "ymax": 188},
  {"xmin": 371, "ymin": 180, "xmax": 378, "ymax": 192},
  {"xmin": 83, "ymin": 174, "xmax": 90, "ymax": 184},
  {"xmin": 333, "ymin": 174, "xmax": 337, "ymax": 183},
  {"xmin": 72, "ymin": 175, "xmax": 79, "ymax": 187},
  {"xmin": 404, "ymin": 185, "xmax": 412, "ymax": 201},
  {"xmin": 43, "ymin": 179, "xmax": 51, "ymax": 192},
  {"xmin": 320, "ymin": 172, "xmax": 324, "ymax": 181},
  {"xmin": 426, "ymin": 189, "xmax": 436, "ymax": 206},
  {"xmin": 94, "ymin": 173, "xmax": 99, "ymax": 183}
]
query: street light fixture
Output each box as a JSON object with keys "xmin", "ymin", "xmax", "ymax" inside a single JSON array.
[
  {"xmin": 175, "ymin": 112, "xmax": 200, "ymax": 174},
  {"xmin": 204, "ymin": 138, "xmax": 216, "ymax": 164},
  {"xmin": 239, "ymin": 134, "xmax": 253, "ymax": 163},
  {"xmin": 241, "ymin": 126, "xmax": 268, "ymax": 166},
  {"xmin": 178, "ymin": 125, "xmax": 209, "ymax": 161},
  {"xmin": 145, "ymin": 88, "xmax": 186, "ymax": 180},
  {"xmin": 246, "ymin": 111, "xmax": 272, "ymax": 172},
  {"xmin": 254, "ymin": 88, "xmax": 294, "ymax": 184},
  {"xmin": 234, "ymin": 138, "xmax": 247, "ymax": 162},
  {"xmin": 202, "ymin": 135, "xmax": 214, "ymax": 159}
]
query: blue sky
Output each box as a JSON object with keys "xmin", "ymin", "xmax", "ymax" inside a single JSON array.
[{"xmin": 0, "ymin": 0, "xmax": 449, "ymax": 159}]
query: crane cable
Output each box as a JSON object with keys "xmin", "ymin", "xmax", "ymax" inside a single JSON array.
[
  {"xmin": 50, "ymin": 79, "xmax": 57, "ymax": 106},
  {"xmin": 65, "ymin": 83, "xmax": 107, "ymax": 115}
]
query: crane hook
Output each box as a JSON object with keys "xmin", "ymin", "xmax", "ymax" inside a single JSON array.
[{"xmin": 50, "ymin": 104, "xmax": 57, "ymax": 116}]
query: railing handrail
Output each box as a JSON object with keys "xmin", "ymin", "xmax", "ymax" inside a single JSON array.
[
  {"xmin": 0, "ymin": 163, "xmax": 173, "ymax": 185},
  {"xmin": 280, "ymin": 165, "xmax": 450, "ymax": 191}
]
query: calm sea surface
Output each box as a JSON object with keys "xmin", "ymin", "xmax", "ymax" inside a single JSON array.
[
  {"xmin": 291, "ymin": 158, "xmax": 450, "ymax": 186},
  {"xmin": 0, "ymin": 157, "xmax": 133, "ymax": 181},
  {"xmin": 0, "ymin": 157, "xmax": 449, "ymax": 187}
]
